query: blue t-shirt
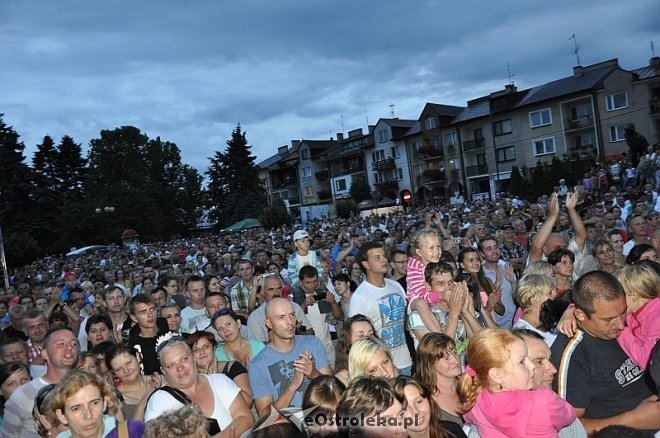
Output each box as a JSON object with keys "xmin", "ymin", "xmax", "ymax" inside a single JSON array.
[{"xmin": 248, "ymin": 335, "xmax": 329, "ymax": 409}]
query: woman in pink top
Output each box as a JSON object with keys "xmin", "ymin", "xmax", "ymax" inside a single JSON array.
[
  {"xmin": 615, "ymin": 261, "xmax": 660, "ymax": 370},
  {"xmin": 406, "ymin": 229, "xmax": 443, "ymax": 333},
  {"xmin": 458, "ymin": 329, "xmax": 576, "ymax": 437}
]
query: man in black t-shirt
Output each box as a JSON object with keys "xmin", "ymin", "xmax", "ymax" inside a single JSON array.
[
  {"xmin": 551, "ymin": 271, "xmax": 660, "ymax": 434},
  {"xmin": 127, "ymin": 294, "xmax": 168, "ymax": 375}
]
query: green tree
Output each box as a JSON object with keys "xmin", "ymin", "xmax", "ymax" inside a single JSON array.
[
  {"xmin": 206, "ymin": 124, "xmax": 266, "ymax": 229},
  {"xmin": 335, "ymin": 199, "xmax": 358, "ymax": 219},
  {"xmin": 508, "ymin": 166, "xmax": 530, "ymax": 199},
  {"xmin": 259, "ymin": 198, "xmax": 291, "ymax": 230},
  {"xmin": 31, "ymin": 136, "xmax": 64, "ymax": 251},
  {"xmin": 55, "ymin": 135, "xmax": 87, "ymax": 200},
  {"xmin": 530, "ymin": 161, "xmax": 551, "ymax": 199},
  {"xmin": 349, "ymin": 177, "xmax": 372, "ymax": 203},
  {"xmin": 0, "ymin": 115, "xmax": 40, "ymax": 265}
]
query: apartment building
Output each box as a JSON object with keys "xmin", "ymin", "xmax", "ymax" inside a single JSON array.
[{"xmin": 258, "ymin": 56, "xmax": 660, "ymax": 213}]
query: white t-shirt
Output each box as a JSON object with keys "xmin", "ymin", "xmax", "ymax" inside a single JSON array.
[
  {"xmin": 349, "ymin": 279, "xmax": 412, "ymax": 370},
  {"xmin": 482, "ymin": 262, "xmax": 517, "ymax": 329},
  {"xmin": 180, "ymin": 306, "xmax": 207, "ymax": 334},
  {"xmin": 145, "ymin": 374, "xmax": 239, "ymax": 428},
  {"xmin": 512, "ymin": 318, "xmax": 556, "ymax": 347}
]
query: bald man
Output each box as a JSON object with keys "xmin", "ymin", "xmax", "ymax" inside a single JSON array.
[{"xmin": 248, "ymin": 298, "xmax": 332, "ymax": 416}]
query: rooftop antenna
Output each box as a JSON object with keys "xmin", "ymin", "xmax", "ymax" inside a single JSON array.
[
  {"xmin": 568, "ymin": 34, "xmax": 581, "ymax": 65},
  {"xmin": 340, "ymin": 114, "xmax": 345, "ymax": 134},
  {"xmin": 652, "ymin": 41, "xmax": 656, "ymax": 57},
  {"xmin": 506, "ymin": 61, "xmax": 515, "ymax": 85},
  {"xmin": 389, "ymin": 103, "xmax": 395, "ymax": 118},
  {"xmin": 364, "ymin": 105, "xmax": 369, "ymax": 126}
]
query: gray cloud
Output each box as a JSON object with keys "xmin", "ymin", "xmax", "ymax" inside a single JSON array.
[{"xmin": 1, "ymin": 0, "xmax": 658, "ymax": 172}]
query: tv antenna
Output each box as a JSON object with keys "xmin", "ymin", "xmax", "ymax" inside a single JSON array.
[
  {"xmin": 568, "ymin": 34, "xmax": 581, "ymax": 65},
  {"xmin": 389, "ymin": 103, "xmax": 395, "ymax": 118},
  {"xmin": 340, "ymin": 114, "xmax": 345, "ymax": 134},
  {"xmin": 364, "ymin": 105, "xmax": 369, "ymax": 126},
  {"xmin": 652, "ymin": 41, "xmax": 656, "ymax": 58},
  {"xmin": 506, "ymin": 62, "xmax": 515, "ymax": 85}
]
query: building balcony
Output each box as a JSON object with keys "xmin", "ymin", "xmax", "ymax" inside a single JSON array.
[
  {"xmin": 331, "ymin": 163, "xmax": 364, "ymax": 177},
  {"xmin": 371, "ymin": 157, "xmax": 396, "ymax": 171},
  {"xmin": 374, "ymin": 180, "xmax": 399, "ymax": 191},
  {"xmin": 650, "ymin": 100, "xmax": 660, "ymax": 114},
  {"xmin": 271, "ymin": 176, "xmax": 298, "ymax": 190},
  {"xmin": 421, "ymin": 169, "xmax": 446, "ymax": 182},
  {"xmin": 462, "ymin": 138, "xmax": 485, "ymax": 152},
  {"xmin": 315, "ymin": 170, "xmax": 329, "ymax": 180},
  {"xmin": 564, "ymin": 115, "xmax": 594, "ymax": 131},
  {"xmin": 417, "ymin": 146, "xmax": 444, "ymax": 159},
  {"xmin": 466, "ymin": 164, "xmax": 488, "ymax": 177}
]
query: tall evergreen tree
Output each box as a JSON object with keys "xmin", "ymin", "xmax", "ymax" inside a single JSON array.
[
  {"xmin": 206, "ymin": 124, "xmax": 266, "ymax": 229},
  {"xmin": 56, "ymin": 135, "xmax": 87, "ymax": 200},
  {"xmin": 0, "ymin": 115, "xmax": 41, "ymax": 264},
  {"xmin": 349, "ymin": 177, "xmax": 372, "ymax": 203},
  {"xmin": 31, "ymin": 136, "xmax": 64, "ymax": 250}
]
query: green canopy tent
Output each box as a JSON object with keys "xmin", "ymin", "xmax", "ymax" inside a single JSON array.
[{"xmin": 222, "ymin": 218, "xmax": 263, "ymax": 232}]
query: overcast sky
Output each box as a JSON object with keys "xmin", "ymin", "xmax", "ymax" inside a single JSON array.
[{"xmin": 1, "ymin": 0, "xmax": 658, "ymax": 172}]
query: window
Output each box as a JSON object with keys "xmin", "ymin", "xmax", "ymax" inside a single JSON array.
[
  {"xmin": 304, "ymin": 186, "xmax": 313, "ymax": 196},
  {"xmin": 450, "ymin": 159, "xmax": 461, "ymax": 170},
  {"xmin": 373, "ymin": 173, "xmax": 381, "ymax": 183},
  {"xmin": 410, "ymin": 140, "xmax": 420, "ymax": 153},
  {"xmin": 390, "ymin": 146, "xmax": 400, "ymax": 158},
  {"xmin": 576, "ymin": 132, "xmax": 596, "ymax": 147},
  {"xmin": 424, "ymin": 116, "xmax": 437, "ymax": 130},
  {"xmin": 413, "ymin": 165, "xmax": 423, "ymax": 177},
  {"xmin": 609, "ymin": 125, "xmax": 626, "ymax": 142},
  {"xmin": 529, "ymin": 109, "xmax": 552, "ymax": 128},
  {"xmin": 493, "ymin": 119, "xmax": 512, "ymax": 136},
  {"xmin": 434, "ymin": 136, "xmax": 442, "ymax": 147},
  {"xmin": 570, "ymin": 103, "xmax": 592, "ymax": 120},
  {"xmin": 532, "ymin": 137, "xmax": 556, "ymax": 156},
  {"xmin": 496, "ymin": 146, "xmax": 516, "ymax": 162},
  {"xmin": 335, "ymin": 179, "xmax": 347, "ymax": 191},
  {"xmin": 444, "ymin": 132, "xmax": 457, "ymax": 146},
  {"xmin": 302, "ymin": 167, "xmax": 312, "ymax": 177},
  {"xmin": 378, "ymin": 129, "xmax": 388, "ymax": 142},
  {"xmin": 372, "ymin": 150, "xmax": 385, "ymax": 162},
  {"xmin": 476, "ymin": 153, "xmax": 486, "ymax": 165},
  {"xmin": 301, "ymin": 149, "xmax": 309, "ymax": 160},
  {"xmin": 606, "ymin": 92, "xmax": 628, "ymax": 111},
  {"xmin": 394, "ymin": 168, "xmax": 403, "ymax": 180}
]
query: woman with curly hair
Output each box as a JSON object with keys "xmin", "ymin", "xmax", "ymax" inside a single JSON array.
[{"xmin": 333, "ymin": 314, "xmax": 376, "ymax": 386}]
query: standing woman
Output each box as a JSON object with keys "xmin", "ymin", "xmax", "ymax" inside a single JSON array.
[
  {"xmin": 348, "ymin": 261, "xmax": 365, "ymax": 287},
  {"xmin": 393, "ymin": 376, "xmax": 455, "ymax": 438},
  {"xmin": 0, "ymin": 362, "xmax": 31, "ymax": 427},
  {"xmin": 212, "ymin": 309, "xmax": 264, "ymax": 369},
  {"xmin": 591, "ymin": 239, "xmax": 618, "ymax": 274},
  {"xmin": 186, "ymin": 331, "xmax": 252, "ymax": 408},
  {"xmin": 415, "ymin": 333, "xmax": 464, "ymax": 431},
  {"xmin": 457, "ymin": 247, "xmax": 504, "ymax": 317},
  {"xmin": 547, "ymin": 248, "xmax": 575, "ymax": 295},
  {"xmin": 105, "ymin": 344, "xmax": 162, "ymax": 420},
  {"xmin": 48, "ymin": 371, "xmax": 144, "ymax": 438},
  {"xmin": 334, "ymin": 315, "xmax": 376, "ymax": 386},
  {"xmin": 332, "ymin": 274, "xmax": 356, "ymax": 317},
  {"xmin": 145, "ymin": 336, "xmax": 254, "ymax": 436},
  {"xmin": 606, "ymin": 229, "xmax": 627, "ymax": 268}
]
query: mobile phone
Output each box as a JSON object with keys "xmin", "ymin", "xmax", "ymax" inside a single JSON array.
[{"xmin": 313, "ymin": 292, "xmax": 327, "ymax": 301}]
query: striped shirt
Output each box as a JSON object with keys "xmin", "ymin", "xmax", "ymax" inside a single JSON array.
[{"xmin": 1, "ymin": 377, "xmax": 50, "ymax": 438}]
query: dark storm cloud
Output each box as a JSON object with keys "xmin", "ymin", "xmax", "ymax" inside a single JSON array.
[{"xmin": 1, "ymin": 0, "xmax": 658, "ymax": 171}]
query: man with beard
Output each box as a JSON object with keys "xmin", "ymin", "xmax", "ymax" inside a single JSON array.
[{"xmin": 1, "ymin": 327, "xmax": 79, "ymax": 437}]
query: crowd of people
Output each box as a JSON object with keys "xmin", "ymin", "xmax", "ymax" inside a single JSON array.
[{"xmin": 0, "ymin": 179, "xmax": 659, "ymax": 437}]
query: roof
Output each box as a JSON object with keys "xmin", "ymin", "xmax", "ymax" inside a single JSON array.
[
  {"xmin": 452, "ymin": 99, "xmax": 491, "ymax": 123},
  {"xmin": 632, "ymin": 63, "xmax": 660, "ymax": 79},
  {"xmin": 427, "ymin": 103, "xmax": 464, "ymax": 117},
  {"xmin": 300, "ymin": 140, "xmax": 338, "ymax": 158},
  {"xmin": 256, "ymin": 148, "xmax": 297, "ymax": 169},
  {"xmin": 378, "ymin": 118, "xmax": 417, "ymax": 128},
  {"xmin": 404, "ymin": 121, "xmax": 421, "ymax": 137},
  {"xmin": 516, "ymin": 59, "xmax": 619, "ymax": 107}
]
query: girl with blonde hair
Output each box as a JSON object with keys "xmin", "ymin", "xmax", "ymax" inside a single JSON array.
[
  {"xmin": 458, "ymin": 329, "xmax": 576, "ymax": 437},
  {"xmin": 348, "ymin": 336, "xmax": 399, "ymax": 381}
]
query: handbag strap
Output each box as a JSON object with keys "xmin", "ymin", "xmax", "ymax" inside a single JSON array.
[{"xmin": 117, "ymin": 420, "xmax": 129, "ymax": 438}]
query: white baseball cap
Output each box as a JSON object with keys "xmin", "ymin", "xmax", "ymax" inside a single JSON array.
[{"xmin": 293, "ymin": 230, "xmax": 309, "ymax": 241}]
